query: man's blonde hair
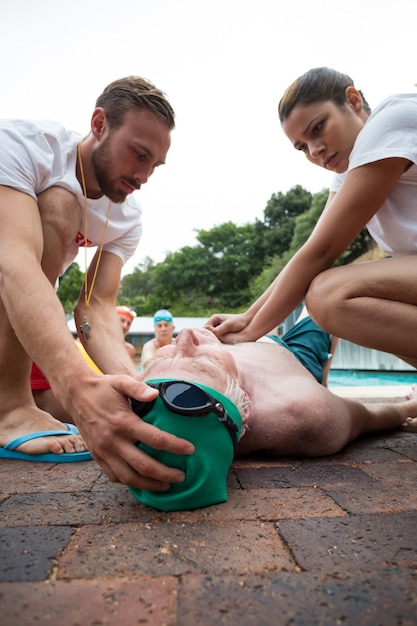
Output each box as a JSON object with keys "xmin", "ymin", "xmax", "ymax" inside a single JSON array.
[{"xmin": 96, "ymin": 76, "xmax": 175, "ymax": 130}]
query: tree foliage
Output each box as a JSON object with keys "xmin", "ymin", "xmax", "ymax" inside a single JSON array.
[
  {"xmin": 56, "ymin": 262, "xmax": 84, "ymax": 315},
  {"xmin": 263, "ymin": 185, "xmax": 313, "ymax": 258},
  {"xmin": 248, "ymin": 187, "xmax": 372, "ymax": 301},
  {"xmin": 80, "ymin": 184, "xmax": 375, "ymax": 317},
  {"xmin": 119, "ymin": 257, "xmax": 158, "ymax": 312},
  {"xmin": 122, "ymin": 221, "xmax": 267, "ymax": 315}
]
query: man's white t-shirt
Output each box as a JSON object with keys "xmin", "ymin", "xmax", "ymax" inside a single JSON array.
[
  {"xmin": 0, "ymin": 118, "xmax": 142, "ymax": 274},
  {"xmin": 330, "ymin": 94, "xmax": 417, "ymax": 257}
]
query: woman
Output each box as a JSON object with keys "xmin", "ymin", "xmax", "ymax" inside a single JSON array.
[{"xmin": 207, "ymin": 67, "xmax": 417, "ymax": 371}]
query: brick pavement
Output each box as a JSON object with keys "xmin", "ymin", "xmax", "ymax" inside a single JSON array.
[{"xmin": 1, "ymin": 397, "xmax": 417, "ymax": 626}]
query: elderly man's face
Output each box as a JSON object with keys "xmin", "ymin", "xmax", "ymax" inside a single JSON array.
[
  {"xmin": 143, "ymin": 327, "xmax": 238, "ymax": 389},
  {"xmin": 154, "ymin": 320, "xmax": 174, "ymax": 345}
]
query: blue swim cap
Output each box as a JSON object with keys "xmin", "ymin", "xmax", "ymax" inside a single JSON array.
[
  {"xmin": 129, "ymin": 378, "xmax": 242, "ymax": 511},
  {"xmin": 154, "ymin": 309, "xmax": 173, "ymax": 323}
]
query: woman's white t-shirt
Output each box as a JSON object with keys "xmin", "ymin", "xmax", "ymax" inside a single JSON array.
[{"xmin": 330, "ymin": 94, "xmax": 417, "ymax": 257}]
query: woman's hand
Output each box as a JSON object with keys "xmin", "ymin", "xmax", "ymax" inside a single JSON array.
[{"xmin": 205, "ymin": 312, "xmax": 253, "ymax": 343}]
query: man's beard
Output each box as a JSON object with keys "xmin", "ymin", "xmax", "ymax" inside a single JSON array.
[{"xmin": 91, "ymin": 136, "xmax": 138, "ymax": 203}]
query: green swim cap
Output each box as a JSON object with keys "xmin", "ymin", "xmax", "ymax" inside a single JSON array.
[{"xmin": 128, "ymin": 378, "xmax": 242, "ymax": 511}]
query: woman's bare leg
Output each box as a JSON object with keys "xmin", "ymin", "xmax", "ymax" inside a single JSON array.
[{"xmin": 306, "ymin": 256, "xmax": 417, "ymax": 368}]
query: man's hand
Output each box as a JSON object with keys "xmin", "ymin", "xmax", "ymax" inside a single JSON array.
[{"xmin": 67, "ymin": 375, "xmax": 195, "ymax": 490}]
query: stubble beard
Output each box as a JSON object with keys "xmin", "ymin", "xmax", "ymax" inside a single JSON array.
[{"xmin": 91, "ymin": 136, "xmax": 127, "ymax": 204}]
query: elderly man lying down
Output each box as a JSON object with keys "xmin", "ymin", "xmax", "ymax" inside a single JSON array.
[{"xmin": 129, "ymin": 315, "xmax": 416, "ymax": 511}]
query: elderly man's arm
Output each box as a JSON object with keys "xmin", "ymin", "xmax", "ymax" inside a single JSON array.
[{"xmin": 237, "ymin": 378, "xmax": 411, "ymax": 458}]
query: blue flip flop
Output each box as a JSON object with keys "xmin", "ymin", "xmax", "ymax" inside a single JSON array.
[{"xmin": 0, "ymin": 423, "xmax": 92, "ymax": 463}]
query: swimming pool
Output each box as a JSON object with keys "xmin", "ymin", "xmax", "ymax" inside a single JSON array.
[{"xmin": 328, "ymin": 370, "xmax": 417, "ymax": 387}]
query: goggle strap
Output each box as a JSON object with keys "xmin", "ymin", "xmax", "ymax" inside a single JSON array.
[{"xmin": 134, "ymin": 380, "xmax": 239, "ymax": 456}]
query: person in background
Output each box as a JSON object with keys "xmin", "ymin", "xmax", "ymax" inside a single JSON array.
[
  {"xmin": 207, "ymin": 67, "xmax": 417, "ymax": 385},
  {"xmin": 141, "ymin": 309, "xmax": 175, "ymax": 368},
  {"xmin": 116, "ymin": 305, "xmax": 137, "ymax": 359}
]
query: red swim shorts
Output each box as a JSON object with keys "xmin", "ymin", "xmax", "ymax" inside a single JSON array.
[{"xmin": 31, "ymin": 362, "xmax": 51, "ymax": 390}]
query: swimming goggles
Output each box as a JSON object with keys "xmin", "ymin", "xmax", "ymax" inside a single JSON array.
[{"xmin": 131, "ymin": 380, "xmax": 239, "ymax": 454}]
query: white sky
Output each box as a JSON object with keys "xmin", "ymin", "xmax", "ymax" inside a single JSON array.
[{"xmin": 2, "ymin": 0, "xmax": 416, "ymax": 275}]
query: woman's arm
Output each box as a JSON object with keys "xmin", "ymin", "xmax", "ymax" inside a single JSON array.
[{"xmin": 211, "ymin": 157, "xmax": 410, "ymax": 342}]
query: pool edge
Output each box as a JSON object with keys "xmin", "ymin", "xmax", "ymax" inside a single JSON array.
[{"xmin": 329, "ymin": 384, "xmax": 411, "ymax": 398}]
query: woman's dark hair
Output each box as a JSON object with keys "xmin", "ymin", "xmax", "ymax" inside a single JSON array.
[{"xmin": 278, "ymin": 67, "xmax": 371, "ymax": 122}]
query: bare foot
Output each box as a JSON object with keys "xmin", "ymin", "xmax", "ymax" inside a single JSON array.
[
  {"xmin": 0, "ymin": 404, "xmax": 88, "ymax": 455},
  {"xmin": 400, "ymin": 417, "xmax": 417, "ymax": 432},
  {"xmin": 405, "ymin": 384, "xmax": 417, "ymax": 401}
]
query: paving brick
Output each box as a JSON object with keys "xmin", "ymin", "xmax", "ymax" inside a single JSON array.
[
  {"xmin": 92, "ymin": 470, "xmax": 239, "ymax": 493},
  {"xmin": 0, "ymin": 576, "xmax": 177, "ymax": 626},
  {"xmin": 278, "ymin": 512, "xmax": 417, "ymax": 575},
  {"xmin": 0, "ymin": 491, "xmax": 166, "ymax": 527},
  {"xmin": 1, "ymin": 408, "xmax": 416, "ymax": 625},
  {"xmin": 177, "ymin": 571, "xmax": 417, "ymax": 625},
  {"xmin": 358, "ymin": 431, "xmax": 417, "ymax": 452},
  {"xmin": 169, "ymin": 486, "xmax": 345, "ymax": 522},
  {"xmin": 57, "ymin": 520, "xmax": 294, "ymax": 579},
  {"xmin": 397, "ymin": 445, "xmax": 417, "ymax": 461},
  {"xmin": 0, "ymin": 460, "xmax": 100, "ymax": 495},
  {"xmin": 0, "ymin": 526, "xmax": 74, "ymax": 582},
  {"xmin": 234, "ymin": 463, "xmax": 376, "ymax": 489},
  {"xmin": 358, "ymin": 459, "xmax": 417, "ymax": 486},
  {"xmin": 234, "ymin": 436, "xmax": 410, "ymax": 465},
  {"xmin": 332, "ymin": 438, "xmax": 410, "ymax": 463},
  {"xmin": 325, "ymin": 481, "xmax": 417, "ymax": 514}
]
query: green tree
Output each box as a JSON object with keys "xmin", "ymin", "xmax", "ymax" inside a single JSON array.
[
  {"xmin": 196, "ymin": 221, "xmax": 265, "ymax": 308},
  {"xmin": 147, "ymin": 245, "xmax": 216, "ymax": 315},
  {"xmin": 117, "ymin": 184, "xmax": 375, "ymax": 317},
  {"xmin": 290, "ymin": 188, "xmax": 373, "ymax": 266},
  {"xmin": 119, "ymin": 256, "xmax": 158, "ymax": 313},
  {"xmin": 250, "ymin": 186, "xmax": 319, "ymax": 298},
  {"xmin": 290, "ymin": 189, "xmax": 327, "ymax": 251},
  {"xmin": 263, "ymin": 185, "xmax": 313, "ymax": 258},
  {"xmin": 57, "ymin": 263, "xmax": 84, "ymax": 315},
  {"xmin": 134, "ymin": 221, "xmax": 266, "ymax": 315},
  {"xmin": 251, "ymin": 187, "xmax": 375, "ymax": 300}
]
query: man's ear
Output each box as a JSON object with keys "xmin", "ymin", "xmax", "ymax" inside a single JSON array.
[
  {"xmin": 239, "ymin": 390, "xmax": 251, "ymax": 427},
  {"xmin": 90, "ymin": 107, "xmax": 108, "ymax": 139},
  {"xmin": 344, "ymin": 86, "xmax": 363, "ymax": 113}
]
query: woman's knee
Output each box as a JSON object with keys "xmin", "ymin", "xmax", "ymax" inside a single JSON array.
[{"xmin": 305, "ymin": 269, "xmax": 344, "ymax": 328}]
